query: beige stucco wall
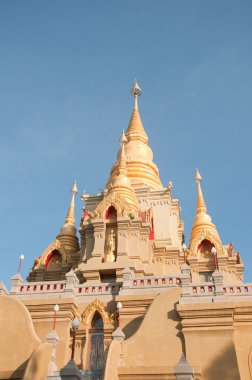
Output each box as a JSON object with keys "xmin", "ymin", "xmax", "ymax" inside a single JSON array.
[
  {"xmin": 24, "ymin": 297, "xmax": 77, "ymax": 369},
  {"xmin": 177, "ymin": 302, "xmax": 243, "ymax": 380},
  {"xmin": 0, "ymin": 296, "xmax": 50, "ymax": 379},
  {"xmin": 120, "ymin": 288, "xmax": 182, "ymax": 372},
  {"xmin": 23, "ymin": 342, "xmax": 51, "ymax": 380}
]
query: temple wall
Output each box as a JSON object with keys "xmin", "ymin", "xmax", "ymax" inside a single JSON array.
[
  {"xmin": 0, "ymin": 296, "xmax": 49, "ymax": 380},
  {"xmin": 152, "ymin": 201, "xmax": 171, "ymax": 241},
  {"xmin": 178, "ymin": 302, "xmax": 244, "ymax": 380},
  {"xmin": 120, "ymin": 288, "xmax": 182, "ymax": 369},
  {"xmin": 233, "ymin": 305, "xmax": 252, "ymax": 380}
]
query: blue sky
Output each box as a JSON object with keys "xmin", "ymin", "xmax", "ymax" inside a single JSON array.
[{"xmin": 0, "ymin": 1, "xmax": 252, "ymax": 286}]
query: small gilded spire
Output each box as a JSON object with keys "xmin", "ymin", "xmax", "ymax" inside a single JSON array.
[
  {"xmin": 189, "ymin": 170, "xmax": 223, "ymax": 255},
  {"xmin": 126, "ymin": 81, "xmax": 148, "ymax": 144},
  {"xmin": 65, "ymin": 181, "xmax": 78, "ymax": 226},
  {"xmin": 118, "ymin": 130, "xmax": 127, "ymax": 176},
  {"xmin": 195, "ymin": 169, "xmax": 207, "ymax": 214}
]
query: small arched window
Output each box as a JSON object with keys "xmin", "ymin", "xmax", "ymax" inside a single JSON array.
[
  {"xmin": 91, "ymin": 311, "xmax": 104, "ymax": 328},
  {"xmin": 198, "ymin": 239, "xmax": 214, "ymax": 258},
  {"xmin": 46, "ymin": 249, "xmax": 62, "ymax": 269},
  {"xmin": 105, "ymin": 206, "xmax": 117, "ymax": 220}
]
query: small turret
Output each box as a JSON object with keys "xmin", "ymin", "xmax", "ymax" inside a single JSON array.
[
  {"xmin": 27, "ymin": 182, "xmax": 80, "ymax": 281},
  {"xmin": 61, "ymin": 181, "xmax": 78, "ymax": 228},
  {"xmin": 57, "ymin": 181, "xmax": 80, "ymax": 252},
  {"xmin": 189, "ymin": 170, "xmax": 223, "ymax": 255}
]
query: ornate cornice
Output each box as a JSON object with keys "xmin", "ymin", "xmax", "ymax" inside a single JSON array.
[
  {"xmin": 81, "ymin": 298, "xmax": 116, "ymax": 327},
  {"xmin": 92, "ymin": 192, "xmax": 137, "ymax": 219},
  {"xmin": 189, "ymin": 228, "xmax": 223, "ymax": 257},
  {"xmin": 33, "ymin": 239, "xmax": 68, "ymax": 269}
]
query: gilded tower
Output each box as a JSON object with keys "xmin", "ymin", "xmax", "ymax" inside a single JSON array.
[{"xmin": 1, "ymin": 82, "xmax": 251, "ymax": 380}]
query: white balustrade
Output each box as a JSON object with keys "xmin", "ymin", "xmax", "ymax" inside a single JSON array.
[{"xmin": 129, "ymin": 275, "xmax": 181, "ymax": 289}]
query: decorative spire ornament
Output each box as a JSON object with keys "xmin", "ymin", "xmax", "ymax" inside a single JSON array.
[
  {"xmin": 106, "ymin": 82, "xmax": 163, "ymax": 189},
  {"xmin": 189, "ymin": 169, "xmax": 223, "ymax": 255},
  {"xmin": 118, "ymin": 130, "xmax": 127, "ymax": 176},
  {"xmin": 65, "ymin": 181, "xmax": 78, "ymax": 226},
  {"xmin": 126, "ymin": 81, "xmax": 148, "ymax": 143},
  {"xmin": 195, "ymin": 169, "xmax": 207, "ymax": 214},
  {"xmin": 131, "ymin": 81, "xmax": 142, "ymax": 110}
]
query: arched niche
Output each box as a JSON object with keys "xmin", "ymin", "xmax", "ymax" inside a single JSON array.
[
  {"xmin": 86, "ymin": 311, "xmax": 105, "ymax": 371},
  {"xmin": 197, "ymin": 239, "xmax": 214, "ymax": 258},
  {"xmin": 46, "ymin": 249, "xmax": 62, "ymax": 269},
  {"xmin": 105, "ymin": 205, "xmax": 117, "ymax": 220},
  {"xmin": 79, "ymin": 299, "xmax": 116, "ymax": 370},
  {"xmin": 32, "ymin": 239, "xmax": 68, "ymax": 270}
]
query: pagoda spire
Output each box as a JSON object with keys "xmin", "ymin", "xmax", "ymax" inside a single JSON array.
[
  {"xmin": 189, "ymin": 169, "xmax": 223, "ymax": 254},
  {"xmin": 131, "ymin": 81, "xmax": 141, "ymax": 110},
  {"xmin": 195, "ymin": 169, "xmax": 207, "ymax": 215},
  {"xmin": 118, "ymin": 130, "xmax": 127, "ymax": 176},
  {"xmin": 65, "ymin": 181, "xmax": 78, "ymax": 226},
  {"xmin": 106, "ymin": 82, "xmax": 163, "ymax": 189},
  {"xmin": 126, "ymin": 81, "xmax": 148, "ymax": 144}
]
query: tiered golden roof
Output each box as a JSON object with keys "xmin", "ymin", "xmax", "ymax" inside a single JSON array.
[
  {"xmin": 106, "ymin": 82, "xmax": 163, "ymax": 189},
  {"xmin": 107, "ymin": 131, "xmax": 139, "ymax": 211},
  {"xmin": 189, "ymin": 170, "xmax": 223, "ymax": 255}
]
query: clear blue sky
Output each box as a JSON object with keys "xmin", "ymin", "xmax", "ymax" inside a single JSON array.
[{"xmin": 0, "ymin": 1, "xmax": 252, "ymax": 287}]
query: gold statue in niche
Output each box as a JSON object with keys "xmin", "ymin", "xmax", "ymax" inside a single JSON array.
[{"xmin": 104, "ymin": 229, "xmax": 116, "ymax": 263}]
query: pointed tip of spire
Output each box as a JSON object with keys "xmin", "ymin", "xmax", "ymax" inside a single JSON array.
[
  {"xmin": 120, "ymin": 129, "xmax": 127, "ymax": 145},
  {"xmin": 71, "ymin": 180, "xmax": 78, "ymax": 196},
  {"xmin": 64, "ymin": 182, "xmax": 77, "ymax": 226},
  {"xmin": 131, "ymin": 81, "xmax": 142, "ymax": 97},
  {"xmin": 195, "ymin": 169, "xmax": 207, "ymax": 215},
  {"xmin": 195, "ymin": 168, "xmax": 202, "ymax": 183}
]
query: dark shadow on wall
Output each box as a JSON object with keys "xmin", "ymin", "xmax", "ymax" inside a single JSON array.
[
  {"xmin": 122, "ymin": 316, "xmax": 143, "ymax": 339},
  {"xmin": 11, "ymin": 358, "xmax": 29, "ymax": 380},
  {"xmin": 205, "ymin": 344, "xmax": 241, "ymax": 380},
  {"xmin": 167, "ymin": 302, "xmax": 185, "ymax": 356}
]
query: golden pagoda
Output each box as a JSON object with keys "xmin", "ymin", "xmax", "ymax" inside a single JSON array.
[
  {"xmin": 106, "ymin": 82, "xmax": 163, "ymax": 189},
  {"xmin": 0, "ymin": 82, "xmax": 250, "ymax": 380}
]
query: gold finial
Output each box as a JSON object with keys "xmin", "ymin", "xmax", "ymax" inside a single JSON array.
[
  {"xmin": 71, "ymin": 180, "xmax": 78, "ymax": 196},
  {"xmin": 195, "ymin": 169, "xmax": 207, "ymax": 214},
  {"xmin": 195, "ymin": 168, "xmax": 202, "ymax": 184},
  {"xmin": 131, "ymin": 81, "xmax": 142, "ymax": 110},
  {"xmin": 65, "ymin": 181, "xmax": 78, "ymax": 226},
  {"xmin": 120, "ymin": 129, "xmax": 127, "ymax": 145}
]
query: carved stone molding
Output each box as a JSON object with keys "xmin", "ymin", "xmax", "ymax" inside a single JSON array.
[
  {"xmin": 81, "ymin": 299, "xmax": 116, "ymax": 327},
  {"xmin": 33, "ymin": 239, "xmax": 67, "ymax": 269},
  {"xmin": 92, "ymin": 192, "xmax": 137, "ymax": 219},
  {"xmin": 152, "ymin": 257, "xmax": 178, "ymax": 265},
  {"xmin": 189, "ymin": 229, "xmax": 223, "ymax": 257}
]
